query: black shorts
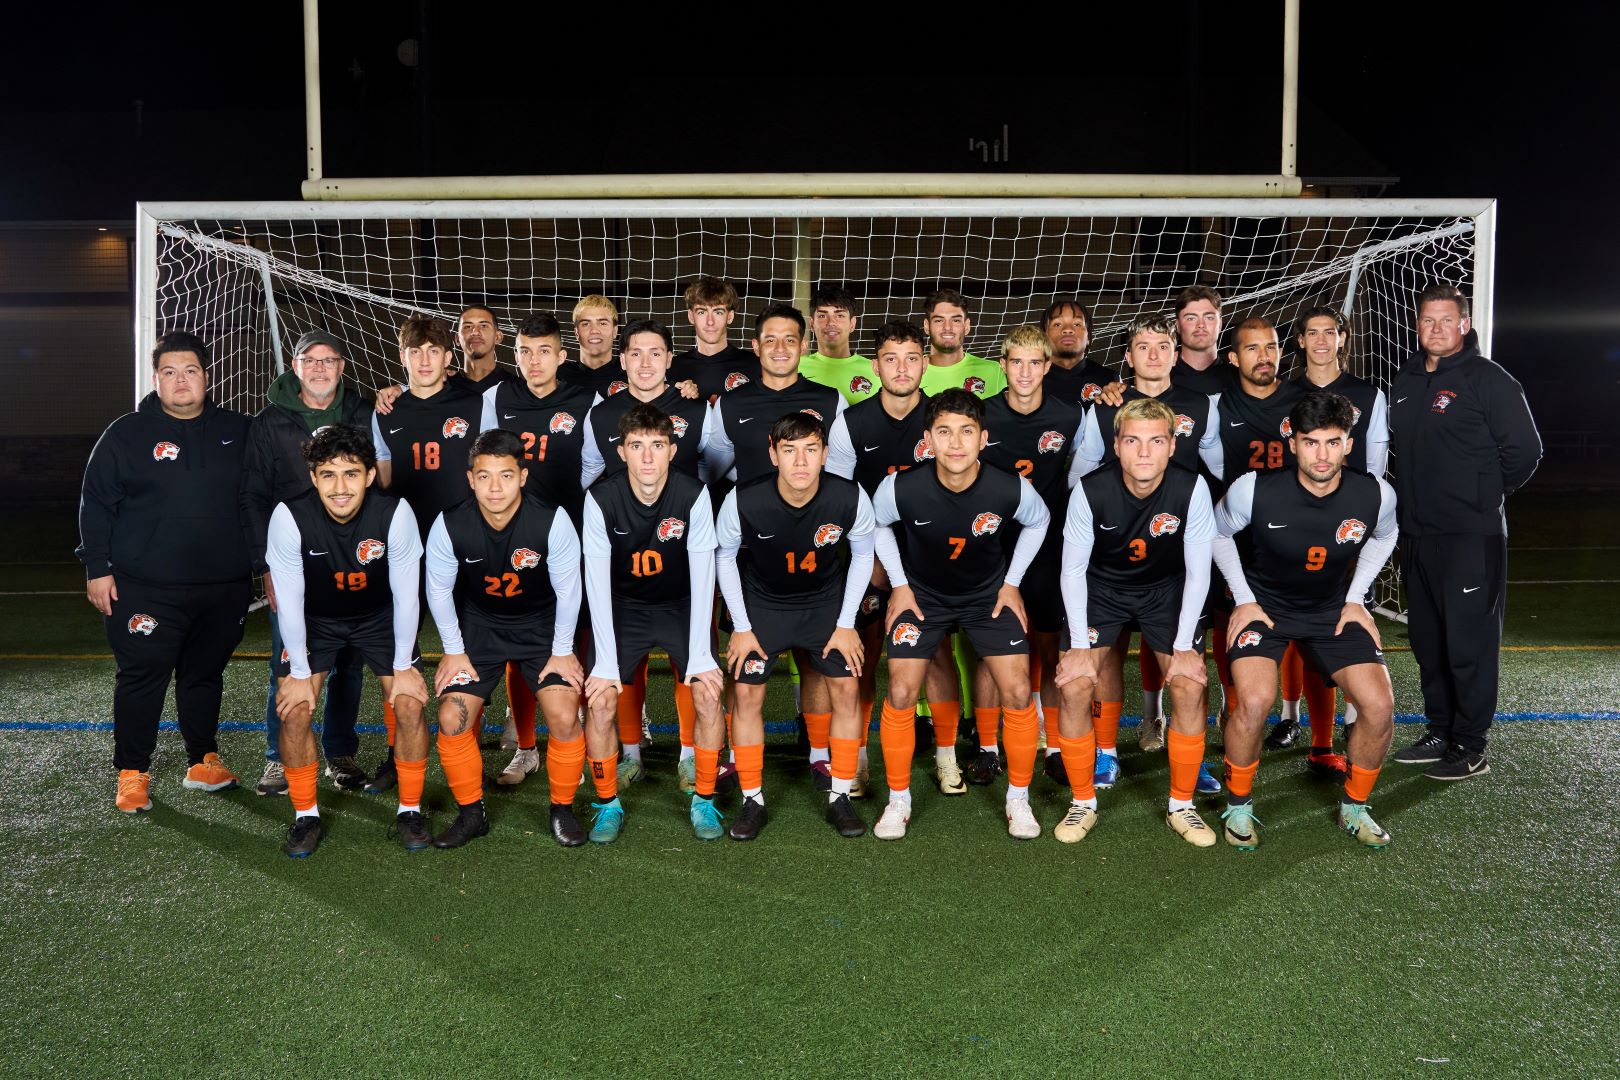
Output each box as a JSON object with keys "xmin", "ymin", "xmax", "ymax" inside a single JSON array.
[
  {"xmin": 1078, "ymin": 580, "xmax": 1205, "ymax": 658},
  {"xmin": 887, "ymin": 586, "xmax": 1028, "ymax": 661},
  {"xmin": 1022, "ymin": 539, "xmax": 1065, "ymax": 635},
  {"xmin": 855, "ymin": 582, "xmax": 890, "ymax": 631},
  {"xmin": 275, "ymin": 608, "xmax": 422, "ymax": 679},
  {"xmin": 1226, "ymin": 610, "xmax": 1384, "ymax": 684},
  {"xmin": 734, "ymin": 599, "xmax": 854, "ymax": 684},
  {"xmin": 615, "ymin": 601, "xmax": 712, "ymax": 681},
  {"xmin": 449, "ymin": 614, "xmax": 570, "ymax": 700}
]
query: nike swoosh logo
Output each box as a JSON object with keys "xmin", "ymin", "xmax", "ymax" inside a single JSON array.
[
  {"xmin": 1467, "ymin": 757, "xmax": 1487, "ymax": 773},
  {"xmin": 1228, "ymin": 421, "xmax": 1245, "ymax": 428},
  {"xmin": 609, "ymin": 436, "xmax": 621, "ymax": 442},
  {"xmin": 985, "ymin": 440, "xmax": 1001, "ymax": 446},
  {"xmin": 1267, "ymin": 523, "xmax": 1287, "ymax": 529},
  {"xmin": 612, "ymin": 528, "xmax": 630, "ymax": 536},
  {"xmin": 1009, "ymin": 639, "xmax": 1024, "ymax": 645},
  {"xmin": 1396, "ymin": 397, "xmax": 1409, "ymax": 404},
  {"xmin": 1463, "ymin": 586, "xmax": 1481, "ymax": 593},
  {"xmin": 390, "ymin": 427, "xmax": 405, "ymax": 434},
  {"xmin": 757, "ymin": 534, "xmax": 775, "ymax": 539},
  {"xmin": 913, "ymin": 520, "xmax": 932, "ymax": 526},
  {"xmin": 463, "ymin": 557, "xmax": 483, "ymax": 563},
  {"xmin": 1099, "ymin": 524, "xmax": 1118, "ymax": 531},
  {"xmin": 863, "ymin": 445, "xmax": 881, "ymax": 452},
  {"xmin": 220, "ymin": 439, "xmax": 235, "ymax": 445},
  {"xmin": 307, "ymin": 550, "xmax": 327, "ymax": 556},
  {"xmin": 503, "ymin": 413, "xmax": 517, "ymax": 420},
  {"xmin": 738, "ymin": 417, "xmax": 754, "ymax": 423}
]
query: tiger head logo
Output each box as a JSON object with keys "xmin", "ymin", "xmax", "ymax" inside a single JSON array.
[
  {"xmin": 1236, "ymin": 629, "xmax": 1262, "ymax": 649},
  {"xmin": 355, "ymin": 539, "xmax": 386, "ymax": 564},
  {"xmin": 449, "ymin": 670, "xmax": 474, "ymax": 687},
  {"xmin": 670, "ymin": 415, "xmax": 690, "ymax": 438},
  {"xmin": 814, "ymin": 523, "xmax": 844, "ymax": 548},
  {"xmin": 963, "ymin": 376, "xmax": 986, "ymax": 394},
  {"xmin": 608, "ymin": 380, "xmax": 629, "ymax": 396},
  {"xmin": 1279, "ymin": 417, "xmax": 1293, "ymax": 439},
  {"xmin": 442, "ymin": 417, "xmax": 470, "ymax": 439},
  {"xmin": 914, "ymin": 439, "xmax": 934, "ymax": 462},
  {"xmin": 1174, "ymin": 413, "xmax": 1195, "ymax": 438},
  {"xmin": 724, "ymin": 371, "xmax": 751, "ymax": 391},
  {"xmin": 1081, "ymin": 383, "xmax": 1103, "ymax": 403},
  {"xmin": 152, "ymin": 442, "xmax": 180, "ymax": 462},
  {"xmin": 1351, "ymin": 404, "xmax": 1363, "ymax": 426},
  {"xmin": 657, "ymin": 517, "xmax": 686, "ymax": 543},
  {"xmin": 1432, "ymin": 390, "xmax": 1457, "ymax": 413},
  {"xmin": 1335, "ymin": 518, "xmax": 1367, "ymax": 545},
  {"xmin": 801, "ymin": 408, "xmax": 824, "ymax": 423},
  {"xmin": 549, "ymin": 412, "xmax": 577, "ymax": 435},
  {"xmin": 1037, "ymin": 430, "xmax": 1066, "ymax": 454},
  {"xmin": 743, "ymin": 658, "xmax": 767, "ymax": 676},
  {"xmin": 850, "ymin": 375, "xmax": 873, "ymax": 395},
  {"xmin": 280, "ymin": 647, "xmax": 290, "ymax": 663},
  {"xmin": 892, "ymin": 621, "xmax": 922, "ymax": 647},
  {"xmin": 511, "ymin": 547, "xmax": 541, "ymax": 570},
  {"xmin": 127, "ymin": 614, "xmax": 158, "ymax": 636},
  {"xmin": 861, "ymin": 593, "xmax": 880, "ymax": 616},
  {"xmin": 1149, "ymin": 513, "xmax": 1181, "ymax": 537},
  {"xmin": 1086, "ymin": 626, "xmax": 1099, "ymax": 646},
  {"xmin": 971, "ymin": 512, "xmax": 1002, "ymax": 537}
]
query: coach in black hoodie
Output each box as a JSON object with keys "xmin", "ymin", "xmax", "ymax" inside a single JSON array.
[
  {"xmin": 1388, "ymin": 285, "xmax": 1541, "ymax": 780},
  {"xmin": 78, "ymin": 331, "xmax": 254, "ymax": 813}
]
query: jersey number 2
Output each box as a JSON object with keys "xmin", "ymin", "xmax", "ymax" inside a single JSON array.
[{"xmin": 483, "ymin": 573, "xmax": 521, "ymax": 596}]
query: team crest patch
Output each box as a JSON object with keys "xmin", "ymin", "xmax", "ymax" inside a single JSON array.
[
  {"xmin": 549, "ymin": 412, "xmax": 577, "ymax": 435},
  {"xmin": 127, "ymin": 614, "xmax": 158, "ymax": 636},
  {"xmin": 963, "ymin": 376, "xmax": 986, "ymax": 394},
  {"xmin": 914, "ymin": 439, "xmax": 934, "ymax": 462},
  {"xmin": 657, "ymin": 517, "xmax": 686, "ymax": 542},
  {"xmin": 152, "ymin": 441, "xmax": 180, "ymax": 462},
  {"xmin": 511, "ymin": 547, "xmax": 542, "ymax": 569},
  {"xmin": 1149, "ymin": 513, "xmax": 1181, "ymax": 537},
  {"xmin": 608, "ymin": 380, "xmax": 629, "ymax": 396},
  {"xmin": 280, "ymin": 647, "xmax": 290, "ymax": 663},
  {"xmin": 449, "ymin": 670, "xmax": 474, "ymax": 687},
  {"xmin": 1351, "ymin": 404, "xmax": 1363, "ymax": 426},
  {"xmin": 971, "ymin": 512, "xmax": 1002, "ymax": 537},
  {"xmin": 442, "ymin": 417, "xmax": 470, "ymax": 439},
  {"xmin": 1236, "ymin": 630, "xmax": 1262, "ymax": 649},
  {"xmin": 356, "ymin": 539, "xmax": 386, "ymax": 564},
  {"xmin": 743, "ymin": 658, "xmax": 767, "ymax": 676},
  {"xmin": 724, "ymin": 371, "xmax": 751, "ymax": 391},
  {"xmin": 850, "ymin": 375, "xmax": 873, "ymax": 395},
  {"xmin": 1081, "ymin": 383, "xmax": 1103, "ymax": 403},
  {"xmin": 861, "ymin": 594, "xmax": 880, "ymax": 615},
  {"xmin": 814, "ymin": 523, "xmax": 844, "ymax": 547},
  {"xmin": 1174, "ymin": 413, "xmax": 1195, "ymax": 437},
  {"xmin": 1432, "ymin": 390, "xmax": 1457, "ymax": 413},
  {"xmin": 892, "ymin": 621, "xmax": 922, "ymax": 647},
  {"xmin": 1335, "ymin": 519, "xmax": 1367, "ymax": 545},
  {"xmin": 670, "ymin": 415, "xmax": 690, "ymax": 438},
  {"xmin": 1279, "ymin": 417, "xmax": 1293, "ymax": 439},
  {"xmin": 1037, "ymin": 430, "xmax": 1066, "ymax": 454},
  {"xmin": 801, "ymin": 408, "xmax": 824, "ymax": 422},
  {"xmin": 1087, "ymin": 626, "xmax": 1099, "ymax": 645}
]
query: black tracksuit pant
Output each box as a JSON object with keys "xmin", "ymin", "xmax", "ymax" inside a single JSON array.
[
  {"xmin": 1400, "ymin": 534, "xmax": 1508, "ymax": 754},
  {"xmin": 106, "ymin": 577, "xmax": 251, "ymax": 772}
]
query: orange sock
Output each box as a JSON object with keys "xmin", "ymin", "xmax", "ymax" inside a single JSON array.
[
  {"xmin": 675, "ymin": 678, "xmax": 696, "ymax": 750},
  {"xmin": 1139, "ymin": 642, "xmax": 1165, "ymax": 692},
  {"xmin": 735, "ymin": 743, "xmax": 765, "ymax": 793},
  {"xmin": 506, "ymin": 662, "xmax": 538, "ymax": 749},
  {"xmin": 974, "ymin": 707, "xmax": 1000, "ymax": 749},
  {"xmin": 382, "ymin": 699, "xmax": 397, "ymax": 747},
  {"xmin": 1211, "ymin": 627, "xmax": 1233, "ymax": 696},
  {"xmin": 436, "ymin": 729, "xmax": 484, "ymax": 807},
  {"xmin": 1344, "ymin": 762, "xmax": 1380, "ymax": 804},
  {"xmin": 1058, "ymin": 732, "xmax": 1096, "ymax": 800},
  {"xmin": 285, "ymin": 762, "xmax": 319, "ymax": 814},
  {"xmin": 724, "ymin": 709, "xmax": 733, "ymax": 747},
  {"xmin": 860, "ymin": 698, "xmax": 875, "ymax": 734},
  {"xmin": 829, "ymin": 736, "xmax": 860, "ymax": 782},
  {"xmin": 1305, "ymin": 669, "xmax": 1337, "ymax": 750},
  {"xmin": 395, "ymin": 755, "xmax": 427, "ymax": 808},
  {"xmin": 1223, "ymin": 756, "xmax": 1258, "ymax": 800},
  {"xmin": 930, "ymin": 701, "xmax": 961, "ymax": 750},
  {"xmin": 1167, "ymin": 728, "xmax": 1205, "ymax": 802},
  {"xmin": 804, "ymin": 711, "xmax": 832, "ymax": 753},
  {"xmin": 589, "ymin": 753, "xmax": 619, "ymax": 801},
  {"xmin": 1280, "ymin": 643, "xmax": 1304, "ymax": 701},
  {"xmin": 1095, "ymin": 700, "xmax": 1122, "ymax": 754},
  {"xmin": 880, "ymin": 702, "xmax": 916, "ymax": 792},
  {"xmin": 547, "ymin": 735, "xmax": 585, "ymax": 806},
  {"xmin": 1002, "ymin": 703, "xmax": 1039, "ymax": 787},
  {"xmin": 617, "ymin": 664, "xmax": 647, "ymax": 747},
  {"xmin": 694, "ymin": 746, "xmax": 720, "ymax": 797}
]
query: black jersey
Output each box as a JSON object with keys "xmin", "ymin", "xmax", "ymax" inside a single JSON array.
[
  {"xmin": 583, "ymin": 385, "xmax": 709, "ymax": 482},
  {"xmin": 587, "ymin": 470, "xmax": 711, "ymax": 606},
  {"xmin": 374, "ymin": 383, "xmax": 484, "ymax": 537},
  {"xmin": 980, "ymin": 392, "xmax": 1084, "ymax": 509},
  {"xmin": 1295, "ymin": 370, "xmax": 1381, "ymax": 474},
  {"xmin": 1076, "ymin": 465, "xmax": 1202, "ymax": 591},
  {"xmin": 670, "ymin": 344, "xmax": 761, "ymax": 403},
  {"xmin": 1215, "ymin": 379, "xmax": 1307, "ymax": 493},
  {"xmin": 878, "ymin": 463, "xmax": 1034, "ymax": 605},
  {"xmin": 1084, "ymin": 384, "xmax": 1214, "ymax": 476},
  {"xmin": 1170, "ymin": 356, "xmax": 1236, "ymax": 396},
  {"xmin": 1227, "ymin": 469, "xmax": 1385, "ymax": 615},
  {"xmin": 284, "ymin": 489, "xmax": 404, "ymax": 620},
  {"xmin": 450, "ymin": 365, "xmax": 517, "ymax": 397},
  {"xmin": 558, "ymin": 359, "xmax": 626, "ymax": 399},
  {"xmin": 485, "ymin": 380, "xmax": 598, "ymax": 520},
  {"xmin": 440, "ymin": 494, "xmax": 564, "ymax": 628},
  {"xmin": 729, "ymin": 473, "xmax": 862, "ymax": 609},
  {"xmin": 826, "ymin": 392, "xmax": 933, "ymax": 495},
  {"xmin": 1044, "ymin": 357, "xmax": 1117, "ymax": 407},
  {"xmin": 712, "ymin": 376, "xmax": 844, "ymax": 486}
]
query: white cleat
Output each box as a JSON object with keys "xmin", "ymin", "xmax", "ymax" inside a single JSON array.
[
  {"xmin": 874, "ymin": 800, "xmax": 911, "ymax": 840},
  {"xmin": 496, "ymin": 746, "xmax": 539, "ymax": 786},
  {"xmin": 1006, "ymin": 797, "xmax": 1041, "ymax": 840},
  {"xmin": 1166, "ymin": 806, "xmax": 1218, "ymax": 848},
  {"xmin": 1053, "ymin": 801, "xmax": 1098, "ymax": 843}
]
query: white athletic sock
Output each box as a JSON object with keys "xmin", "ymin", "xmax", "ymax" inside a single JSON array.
[
  {"xmin": 857, "ymin": 746, "xmax": 869, "ymax": 767},
  {"xmin": 830, "ymin": 777, "xmax": 853, "ymax": 798},
  {"xmin": 296, "ymin": 806, "xmax": 320, "ymax": 819},
  {"xmin": 1073, "ymin": 796, "xmax": 1098, "ymax": 811},
  {"xmin": 935, "ymin": 746, "xmax": 957, "ymax": 765},
  {"xmin": 743, "ymin": 786, "xmax": 763, "ymax": 803},
  {"xmin": 889, "ymin": 790, "xmax": 912, "ymax": 809},
  {"xmin": 396, "ymin": 803, "xmax": 420, "ymax": 815},
  {"xmin": 1045, "ymin": 744, "xmax": 1062, "ymax": 757},
  {"xmin": 1281, "ymin": 698, "xmax": 1300, "ymax": 722},
  {"xmin": 1344, "ymin": 702, "xmax": 1359, "ymax": 725},
  {"xmin": 1007, "ymin": 784, "xmax": 1030, "ymax": 801},
  {"xmin": 982, "ymin": 742, "xmax": 1000, "ymax": 756},
  {"xmin": 1098, "ymin": 747, "xmax": 1118, "ymax": 761},
  {"xmin": 1167, "ymin": 797, "xmax": 1194, "ymax": 812},
  {"xmin": 809, "ymin": 747, "xmax": 830, "ymax": 765},
  {"xmin": 678, "ymin": 745, "xmax": 695, "ymax": 762},
  {"xmin": 622, "ymin": 743, "xmax": 642, "ymax": 762}
]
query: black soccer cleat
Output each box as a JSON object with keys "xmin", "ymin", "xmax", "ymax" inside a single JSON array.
[
  {"xmin": 325, "ymin": 755, "xmax": 368, "ymax": 792},
  {"xmin": 810, "ymin": 761, "xmax": 833, "ymax": 793},
  {"xmin": 549, "ymin": 803, "xmax": 587, "ymax": 847},
  {"xmin": 283, "ymin": 815, "xmax": 323, "ymax": 859},
  {"xmin": 433, "ymin": 801, "xmax": 490, "ymax": 849},
  {"xmin": 1265, "ymin": 717, "xmax": 1301, "ymax": 750},
  {"xmin": 729, "ymin": 796, "xmax": 768, "ymax": 841},
  {"xmin": 1043, "ymin": 750, "xmax": 1068, "ymax": 785},
  {"xmin": 1423, "ymin": 747, "xmax": 1490, "ymax": 781},
  {"xmin": 826, "ymin": 793, "xmax": 866, "ymax": 838},
  {"xmin": 364, "ymin": 749, "xmax": 397, "ymax": 795},
  {"xmin": 1392, "ymin": 732, "xmax": 1448, "ymax": 765},
  {"xmin": 715, "ymin": 762, "xmax": 741, "ymax": 797},
  {"xmin": 393, "ymin": 810, "xmax": 432, "ymax": 852},
  {"xmin": 965, "ymin": 748, "xmax": 1001, "ymax": 786}
]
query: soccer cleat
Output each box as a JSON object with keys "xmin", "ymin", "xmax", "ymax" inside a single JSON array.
[
  {"xmin": 729, "ymin": 796, "xmax": 768, "ymax": 841},
  {"xmin": 116, "ymin": 769, "xmax": 153, "ymax": 814},
  {"xmin": 1166, "ymin": 806, "xmax": 1217, "ymax": 848},
  {"xmin": 850, "ymin": 759, "xmax": 870, "ymax": 799},
  {"xmin": 617, "ymin": 755, "xmax": 646, "ymax": 786},
  {"xmin": 500, "ymin": 716, "xmax": 519, "ymax": 751},
  {"xmin": 1265, "ymin": 717, "xmax": 1301, "ymax": 750},
  {"xmin": 1195, "ymin": 763, "xmax": 1222, "ymax": 796},
  {"xmin": 1093, "ymin": 753, "xmax": 1121, "ymax": 791},
  {"xmin": 676, "ymin": 756, "xmax": 698, "ymax": 795},
  {"xmin": 497, "ymin": 747, "xmax": 540, "ymax": 787},
  {"xmin": 1053, "ymin": 801, "xmax": 1098, "ymax": 844},
  {"xmin": 965, "ymin": 748, "xmax": 1001, "ymax": 786},
  {"xmin": 324, "ymin": 756, "xmax": 367, "ymax": 792},
  {"xmin": 393, "ymin": 810, "xmax": 432, "ymax": 852},
  {"xmin": 589, "ymin": 799, "xmax": 625, "ymax": 844},
  {"xmin": 873, "ymin": 800, "xmax": 910, "ymax": 841},
  {"xmin": 716, "ymin": 761, "xmax": 740, "ymax": 795},
  {"xmin": 1005, "ymin": 797, "xmax": 1041, "ymax": 840},
  {"xmin": 1307, "ymin": 750, "xmax": 1350, "ymax": 779},
  {"xmin": 364, "ymin": 750, "xmax": 397, "ymax": 795},
  {"xmin": 1221, "ymin": 803, "xmax": 1261, "ymax": 851},
  {"xmin": 282, "ymin": 815, "xmax": 323, "ymax": 858},
  {"xmin": 1393, "ymin": 732, "xmax": 1449, "ymax": 765},
  {"xmin": 1138, "ymin": 713, "xmax": 1167, "ymax": 753},
  {"xmin": 182, "ymin": 752, "xmax": 240, "ymax": 792},
  {"xmin": 935, "ymin": 755, "xmax": 967, "ymax": 796},
  {"xmin": 689, "ymin": 794, "xmax": 725, "ymax": 840},
  {"xmin": 1042, "ymin": 751, "xmax": 1067, "ymax": 785},
  {"xmin": 548, "ymin": 803, "xmax": 586, "ymax": 847},
  {"xmin": 810, "ymin": 761, "xmax": 833, "ymax": 793},
  {"xmin": 826, "ymin": 793, "xmax": 866, "ymax": 838},
  {"xmin": 1338, "ymin": 802, "xmax": 1392, "ymax": 848},
  {"xmin": 1424, "ymin": 748, "xmax": 1490, "ymax": 781},
  {"xmin": 433, "ymin": 801, "xmax": 491, "ymax": 849},
  {"xmin": 255, "ymin": 761, "xmax": 288, "ymax": 797}
]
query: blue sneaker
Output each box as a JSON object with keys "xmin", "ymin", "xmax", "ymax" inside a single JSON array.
[
  {"xmin": 589, "ymin": 798, "xmax": 624, "ymax": 844},
  {"xmin": 1195, "ymin": 763, "xmax": 1222, "ymax": 796},
  {"xmin": 1221, "ymin": 803, "xmax": 1261, "ymax": 850},
  {"xmin": 1094, "ymin": 752, "xmax": 1121, "ymax": 790},
  {"xmin": 689, "ymin": 794, "xmax": 725, "ymax": 840}
]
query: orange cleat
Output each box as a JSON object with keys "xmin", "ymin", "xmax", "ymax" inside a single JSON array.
[
  {"xmin": 1307, "ymin": 750, "xmax": 1351, "ymax": 780},
  {"xmin": 116, "ymin": 769, "xmax": 153, "ymax": 813},
  {"xmin": 183, "ymin": 752, "xmax": 240, "ymax": 792}
]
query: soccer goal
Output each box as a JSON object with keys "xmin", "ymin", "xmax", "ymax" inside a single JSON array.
[{"xmin": 134, "ymin": 195, "xmax": 1496, "ymax": 619}]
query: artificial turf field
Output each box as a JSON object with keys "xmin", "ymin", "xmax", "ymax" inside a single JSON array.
[{"xmin": 1, "ymin": 490, "xmax": 1616, "ymax": 1078}]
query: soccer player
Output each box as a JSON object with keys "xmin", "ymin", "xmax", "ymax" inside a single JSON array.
[
  {"xmin": 580, "ymin": 404, "xmax": 727, "ymax": 842},
  {"xmin": 918, "ymin": 289, "xmax": 1007, "ymax": 398},
  {"xmin": 1389, "ymin": 284, "xmax": 1540, "ymax": 779},
  {"xmin": 801, "ymin": 284, "xmax": 878, "ymax": 404},
  {"xmin": 561, "ymin": 294, "xmax": 627, "ymax": 398},
  {"xmin": 581, "ymin": 320, "xmax": 712, "ymax": 485},
  {"xmin": 1054, "ymin": 398, "xmax": 1217, "ymax": 845},
  {"xmin": 1170, "ymin": 285, "xmax": 1233, "ymax": 395},
  {"xmin": 1212, "ymin": 392, "xmax": 1399, "ymax": 849},
  {"xmin": 265, "ymin": 424, "xmax": 430, "ymax": 857},
  {"xmin": 78, "ymin": 331, "xmax": 253, "ymax": 812},
  {"xmin": 240, "ymin": 329, "xmax": 371, "ymax": 797},
  {"xmin": 424, "ymin": 429, "xmax": 585, "ymax": 848},
  {"xmin": 871, "ymin": 389, "xmax": 1050, "ymax": 840},
  {"xmin": 717, "ymin": 413, "xmax": 877, "ymax": 839},
  {"xmin": 669, "ymin": 276, "xmax": 761, "ymax": 403},
  {"xmin": 450, "ymin": 302, "xmax": 517, "ymax": 396},
  {"xmin": 1040, "ymin": 299, "xmax": 1116, "ymax": 406}
]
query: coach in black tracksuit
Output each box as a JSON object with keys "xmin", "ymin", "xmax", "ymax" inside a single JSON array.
[
  {"xmin": 1389, "ymin": 287, "xmax": 1541, "ymax": 779},
  {"xmin": 78, "ymin": 332, "xmax": 255, "ymax": 782}
]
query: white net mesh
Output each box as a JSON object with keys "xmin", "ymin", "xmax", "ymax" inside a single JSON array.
[{"xmin": 146, "ymin": 202, "xmax": 1485, "ymax": 618}]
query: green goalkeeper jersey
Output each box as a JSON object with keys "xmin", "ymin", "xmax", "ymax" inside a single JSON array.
[
  {"xmin": 919, "ymin": 352, "xmax": 1006, "ymax": 399},
  {"xmin": 800, "ymin": 352, "xmax": 879, "ymax": 404}
]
